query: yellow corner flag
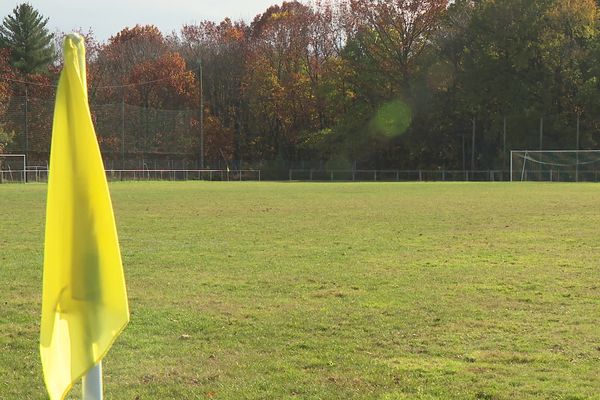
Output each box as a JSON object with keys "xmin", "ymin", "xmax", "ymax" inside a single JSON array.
[{"xmin": 40, "ymin": 34, "xmax": 129, "ymax": 400}]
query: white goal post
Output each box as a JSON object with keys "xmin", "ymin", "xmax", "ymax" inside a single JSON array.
[
  {"xmin": 0, "ymin": 154, "xmax": 26, "ymax": 183},
  {"xmin": 510, "ymin": 150, "xmax": 600, "ymax": 182}
]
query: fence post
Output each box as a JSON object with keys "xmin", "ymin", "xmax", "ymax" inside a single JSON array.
[
  {"xmin": 471, "ymin": 117, "xmax": 476, "ymax": 170},
  {"xmin": 121, "ymin": 91, "xmax": 125, "ymax": 168},
  {"xmin": 374, "ymin": 170, "xmax": 377, "ymax": 181},
  {"xmin": 310, "ymin": 169, "xmax": 313, "ymax": 181},
  {"xmin": 25, "ymin": 87, "xmax": 29, "ymax": 157},
  {"xmin": 289, "ymin": 169, "xmax": 292, "ymax": 181},
  {"xmin": 330, "ymin": 171, "xmax": 333, "ymax": 181},
  {"xmin": 419, "ymin": 170, "xmax": 422, "ymax": 182},
  {"xmin": 510, "ymin": 151, "xmax": 513, "ymax": 182},
  {"xmin": 576, "ymin": 114, "xmax": 580, "ymax": 182}
]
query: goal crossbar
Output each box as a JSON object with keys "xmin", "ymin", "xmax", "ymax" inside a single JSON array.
[
  {"xmin": 510, "ymin": 150, "xmax": 600, "ymax": 182},
  {"xmin": 0, "ymin": 154, "xmax": 27, "ymax": 183}
]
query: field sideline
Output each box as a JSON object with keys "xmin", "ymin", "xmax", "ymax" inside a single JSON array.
[{"xmin": 0, "ymin": 182, "xmax": 598, "ymax": 399}]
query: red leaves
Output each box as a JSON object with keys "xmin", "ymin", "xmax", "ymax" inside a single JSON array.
[
  {"xmin": 127, "ymin": 52, "xmax": 198, "ymax": 109},
  {"xmin": 109, "ymin": 25, "xmax": 165, "ymax": 48},
  {"xmin": 0, "ymin": 48, "xmax": 14, "ymax": 107}
]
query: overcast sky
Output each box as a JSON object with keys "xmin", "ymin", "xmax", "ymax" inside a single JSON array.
[{"xmin": 0, "ymin": 0, "xmax": 285, "ymax": 42}]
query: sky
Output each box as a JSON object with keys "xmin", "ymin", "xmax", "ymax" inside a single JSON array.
[{"xmin": 0, "ymin": 0, "xmax": 285, "ymax": 42}]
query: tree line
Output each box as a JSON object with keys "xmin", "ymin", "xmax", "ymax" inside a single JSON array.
[{"xmin": 1, "ymin": 0, "xmax": 600, "ymax": 172}]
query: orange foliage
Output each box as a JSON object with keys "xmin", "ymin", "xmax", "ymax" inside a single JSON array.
[
  {"xmin": 0, "ymin": 48, "xmax": 14, "ymax": 115},
  {"xmin": 108, "ymin": 25, "xmax": 165, "ymax": 47},
  {"xmin": 127, "ymin": 52, "xmax": 198, "ymax": 109}
]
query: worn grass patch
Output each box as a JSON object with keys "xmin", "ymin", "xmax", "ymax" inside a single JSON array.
[{"xmin": 0, "ymin": 182, "xmax": 599, "ymax": 399}]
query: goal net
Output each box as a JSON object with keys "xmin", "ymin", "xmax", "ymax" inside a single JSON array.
[
  {"xmin": 0, "ymin": 154, "xmax": 26, "ymax": 183},
  {"xmin": 510, "ymin": 150, "xmax": 600, "ymax": 182}
]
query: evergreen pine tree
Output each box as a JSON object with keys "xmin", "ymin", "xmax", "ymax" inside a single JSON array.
[{"xmin": 0, "ymin": 3, "xmax": 54, "ymax": 74}]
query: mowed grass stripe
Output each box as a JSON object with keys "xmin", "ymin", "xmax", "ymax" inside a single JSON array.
[{"xmin": 0, "ymin": 182, "xmax": 598, "ymax": 399}]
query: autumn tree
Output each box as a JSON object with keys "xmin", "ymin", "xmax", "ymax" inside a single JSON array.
[
  {"xmin": 0, "ymin": 60, "xmax": 14, "ymax": 177},
  {"xmin": 177, "ymin": 18, "xmax": 247, "ymax": 162},
  {"xmin": 451, "ymin": 0, "xmax": 598, "ymax": 165},
  {"xmin": 0, "ymin": 54, "xmax": 15, "ymax": 159},
  {"xmin": 125, "ymin": 52, "xmax": 199, "ymax": 154},
  {"xmin": 349, "ymin": 0, "xmax": 448, "ymax": 94},
  {"xmin": 244, "ymin": 1, "xmax": 322, "ymax": 161},
  {"xmin": 85, "ymin": 26, "xmax": 207, "ymax": 162},
  {"xmin": 127, "ymin": 52, "xmax": 197, "ymax": 109},
  {"xmin": 93, "ymin": 25, "xmax": 169, "ymax": 103},
  {"xmin": 304, "ymin": 1, "xmax": 348, "ymax": 129},
  {"xmin": 0, "ymin": 48, "xmax": 14, "ymax": 118}
]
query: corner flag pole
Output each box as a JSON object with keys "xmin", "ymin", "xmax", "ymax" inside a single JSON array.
[
  {"xmin": 82, "ymin": 362, "xmax": 103, "ymax": 400},
  {"xmin": 72, "ymin": 33, "xmax": 104, "ymax": 400}
]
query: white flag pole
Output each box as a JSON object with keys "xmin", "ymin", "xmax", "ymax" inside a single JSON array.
[{"xmin": 82, "ymin": 362, "xmax": 103, "ymax": 400}]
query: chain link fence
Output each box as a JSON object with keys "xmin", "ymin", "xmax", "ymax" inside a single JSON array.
[
  {"xmin": 1, "ymin": 95, "xmax": 202, "ymax": 169},
  {"xmin": 4, "ymin": 92, "xmax": 600, "ymax": 180}
]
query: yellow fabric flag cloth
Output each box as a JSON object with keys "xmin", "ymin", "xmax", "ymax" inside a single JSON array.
[{"xmin": 40, "ymin": 34, "xmax": 129, "ymax": 400}]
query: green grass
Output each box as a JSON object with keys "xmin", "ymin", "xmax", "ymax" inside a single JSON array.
[{"xmin": 1, "ymin": 182, "xmax": 599, "ymax": 399}]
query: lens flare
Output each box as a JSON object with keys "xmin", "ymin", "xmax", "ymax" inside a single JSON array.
[{"xmin": 371, "ymin": 99, "xmax": 412, "ymax": 138}]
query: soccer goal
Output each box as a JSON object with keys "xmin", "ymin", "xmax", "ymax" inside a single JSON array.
[
  {"xmin": 510, "ymin": 150, "xmax": 600, "ymax": 182},
  {"xmin": 0, "ymin": 154, "xmax": 27, "ymax": 183}
]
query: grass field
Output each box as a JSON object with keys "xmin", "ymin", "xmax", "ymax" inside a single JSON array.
[{"xmin": 0, "ymin": 182, "xmax": 599, "ymax": 399}]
